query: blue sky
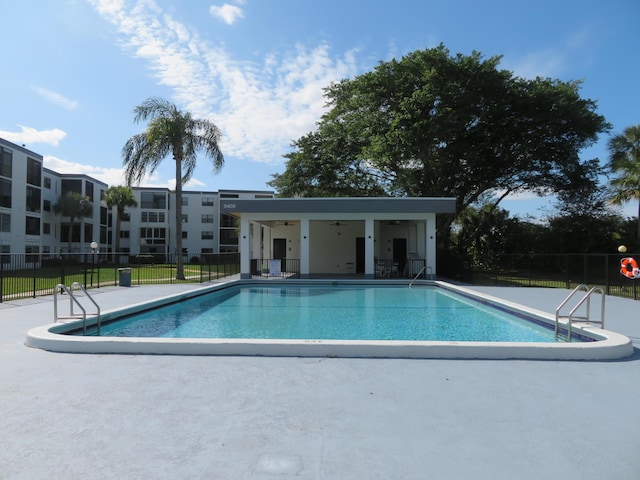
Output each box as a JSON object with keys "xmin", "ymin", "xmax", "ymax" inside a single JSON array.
[{"xmin": 1, "ymin": 0, "xmax": 638, "ymax": 219}]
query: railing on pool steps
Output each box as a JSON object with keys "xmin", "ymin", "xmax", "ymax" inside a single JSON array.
[
  {"xmin": 409, "ymin": 266, "xmax": 433, "ymax": 288},
  {"xmin": 555, "ymin": 284, "xmax": 605, "ymax": 341},
  {"xmin": 53, "ymin": 282, "xmax": 101, "ymax": 335}
]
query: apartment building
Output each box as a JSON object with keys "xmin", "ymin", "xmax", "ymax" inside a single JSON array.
[{"xmin": 0, "ymin": 137, "xmax": 273, "ymax": 260}]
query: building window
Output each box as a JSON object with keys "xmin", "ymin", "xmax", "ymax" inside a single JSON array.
[
  {"xmin": 119, "ymin": 230, "xmax": 130, "ymax": 238},
  {"xmin": 25, "ymin": 245, "xmax": 40, "ymax": 263},
  {"xmin": 25, "ymin": 216, "xmax": 40, "ymax": 235},
  {"xmin": 201, "ymin": 231, "xmax": 214, "ymax": 240},
  {"xmin": 182, "ymin": 214, "xmax": 188, "ymax": 223},
  {"xmin": 0, "ymin": 147, "xmax": 12, "ymax": 178},
  {"xmin": 61, "ymin": 224, "xmax": 81, "ymax": 243},
  {"xmin": 121, "ymin": 211, "xmax": 130, "ymax": 222},
  {"xmin": 201, "ymin": 214, "xmax": 214, "ymax": 223},
  {"xmin": 26, "ymin": 158, "xmax": 42, "ymax": 186},
  {"xmin": 220, "ymin": 213, "xmax": 237, "ymax": 228},
  {"xmin": 43, "ymin": 222, "xmax": 51, "ymax": 235},
  {"xmin": 220, "ymin": 193, "xmax": 239, "ymax": 199},
  {"xmin": 0, "ymin": 213, "xmax": 9, "ymax": 232},
  {"xmin": 182, "ymin": 196, "xmax": 189, "ymax": 206},
  {"xmin": 140, "ymin": 192, "xmax": 167, "ymax": 209},
  {"xmin": 61, "ymin": 179, "xmax": 82, "ymax": 195},
  {"xmin": 43, "ymin": 199, "xmax": 51, "ymax": 211},
  {"xmin": 84, "ymin": 223, "xmax": 93, "ymax": 242},
  {"xmin": 140, "ymin": 227, "xmax": 166, "ymax": 244},
  {"xmin": 202, "ymin": 196, "xmax": 214, "ymax": 206},
  {"xmin": 85, "ymin": 181, "xmax": 94, "ymax": 199},
  {"xmin": 0, "ymin": 178, "xmax": 11, "ymax": 208},
  {"xmin": 182, "ymin": 231, "xmax": 188, "ymax": 239},
  {"xmin": 141, "ymin": 211, "xmax": 165, "ymax": 223},
  {"xmin": 44, "ymin": 177, "xmax": 51, "ymax": 189},
  {"xmin": 26, "ymin": 186, "xmax": 41, "ymax": 213},
  {"xmin": 220, "ymin": 229, "xmax": 238, "ymax": 244}
]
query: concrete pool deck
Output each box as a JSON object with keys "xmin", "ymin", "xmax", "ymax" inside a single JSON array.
[{"xmin": 2, "ymin": 281, "xmax": 640, "ymax": 479}]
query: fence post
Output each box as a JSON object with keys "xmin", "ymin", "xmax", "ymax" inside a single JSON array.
[
  {"xmin": 0, "ymin": 253, "xmax": 3, "ymax": 303},
  {"xmin": 605, "ymin": 254, "xmax": 610, "ymax": 295},
  {"xmin": 32, "ymin": 258, "xmax": 37, "ymax": 298}
]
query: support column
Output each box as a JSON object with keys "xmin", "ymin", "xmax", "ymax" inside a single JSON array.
[
  {"xmin": 300, "ymin": 219, "xmax": 310, "ymax": 279},
  {"xmin": 365, "ymin": 218, "xmax": 375, "ymax": 279},
  {"xmin": 425, "ymin": 214, "xmax": 436, "ymax": 278},
  {"xmin": 240, "ymin": 216, "xmax": 251, "ymax": 279}
]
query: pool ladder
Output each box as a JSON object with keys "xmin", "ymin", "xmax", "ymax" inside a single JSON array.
[
  {"xmin": 54, "ymin": 282, "xmax": 101, "ymax": 335},
  {"xmin": 555, "ymin": 284, "xmax": 605, "ymax": 341},
  {"xmin": 409, "ymin": 266, "xmax": 433, "ymax": 287}
]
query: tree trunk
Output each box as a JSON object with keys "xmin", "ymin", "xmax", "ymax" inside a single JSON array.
[
  {"xmin": 67, "ymin": 217, "xmax": 75, "ymax": 258},
  {"xmin": 174, "ymin": 156, "xmax": 185, "ymax": 280},
  {"xmin": 115, "ymin": 208, "xmax": 122, "ymax": 265}
]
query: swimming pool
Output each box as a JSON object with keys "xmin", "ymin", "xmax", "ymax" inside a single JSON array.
[
  {"xmin": 88, "ymin": 284, "xmax": 563, "ymax": 343},
  {"xmin": 26, "ymin": 280, "xmax": 633, "ymax": 360}
]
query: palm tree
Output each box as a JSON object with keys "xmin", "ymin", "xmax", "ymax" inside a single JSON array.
[
  {"xmin": 608, "ymin": 125, "xmax": 640, "ymax": 239},
  {"xmin": 122, "ymin": 97, "xmax": 224, "ymax": 280},
  {"xmin": 104, "ymin": 185, "xmax": 138, "ymax": 263},
  {"xmin": 54, "ymin": 192, "xmax": 93, "ymax": 256}
]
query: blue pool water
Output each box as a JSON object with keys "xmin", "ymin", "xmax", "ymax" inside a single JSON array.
[{"xmin": 88, "ymin": 285, "xmax": 563, "ymax": 343}]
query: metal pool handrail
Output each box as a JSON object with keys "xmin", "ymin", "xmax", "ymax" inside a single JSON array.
[
  {"xmin": 409, "ymin": 266, "xmax": 433, "ymax": 287},
  {"xmin": 555, "ymin": 284, "xmax": 605, "ymax": 341},
  {"xmin": 53, "ymin": 283, "xmax": 101, "ymax": 335}
]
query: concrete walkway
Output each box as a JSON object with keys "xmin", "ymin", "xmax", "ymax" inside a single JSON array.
[{"xmin": 1, "ymin": 282, "xmax": 640, "ymax": 479}]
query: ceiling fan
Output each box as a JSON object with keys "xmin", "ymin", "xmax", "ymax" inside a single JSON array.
[
  {"xmin": 275, "ymin": 220, "xmax": 294, "ymax": 226},
  {"xmin": 329, "ymin": 221, "xmax": 347, "ymax": 227}
]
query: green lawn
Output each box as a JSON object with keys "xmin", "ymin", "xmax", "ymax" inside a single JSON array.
[{"xmin": 0, "ymin": 262, "xmax": 239, "ymax": 300}]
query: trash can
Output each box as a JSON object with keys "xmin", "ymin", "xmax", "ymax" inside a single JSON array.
[{"xmin": 118, "ymin": 267, "xmax": 132, "ymax": 287}]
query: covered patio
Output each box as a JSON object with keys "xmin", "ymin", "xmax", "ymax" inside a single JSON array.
[{"xmin": 221, "ymin": 197, "xmax": 456, "ymax": 279}]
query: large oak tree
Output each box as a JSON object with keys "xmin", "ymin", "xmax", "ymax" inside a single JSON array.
[{"xmin": 269, "ymin": 45, "xmax": 610, "ymax": 238}]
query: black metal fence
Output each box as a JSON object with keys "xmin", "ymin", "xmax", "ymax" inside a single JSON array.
[
  {"xmin": 250, "ymin": 258, "xmax": 301, "ymax": 278},
  {"xmin": 0, "ymin": 252, "xmax": 240, "ymax": 303},
  {"xmin": 448, "ymin": 253, "xmax": 640, "ymax": 301},
  {"xmin": 3, "ymin": 251, "xmax": 639, "ymax": 303}
]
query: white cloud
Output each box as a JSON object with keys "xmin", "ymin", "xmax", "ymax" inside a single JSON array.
[
  {"xmin": 209, "ymin": 3, "xmax": 244, "ymax": 25},
  {"xmin": 32, "ymin": 86, "xmax": 79, "ymax": 110},
  {"xmin": 44, "ymin": 155, "xmax": 128, "ymax": 186},
  {"xmin": 87, "ymin": 0, "xmax": 358, "ymax": 166},
  {"xmin": 507, "ymin": 48, "xmax": 567, "ymax": 79},
  {"xmin": 45, "ymin": 154, "xmax": 205, "ymax": 191},
  {"xmin": 0, "ymin": 125, "xmax": 67, "ymax": 147},
  {"xmin": 504, "ymin": 29, "xmax": 593, "ymax": 80}
]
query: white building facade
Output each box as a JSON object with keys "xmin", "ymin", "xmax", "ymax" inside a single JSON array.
[{"xmin": 1, "ymin": 137, "xmax": 273, "ymax": 261}]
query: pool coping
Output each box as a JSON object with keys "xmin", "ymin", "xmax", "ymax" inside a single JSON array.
[{"xmin": 25, "ymin": 279, "xmax": 634, "ymax": 360}]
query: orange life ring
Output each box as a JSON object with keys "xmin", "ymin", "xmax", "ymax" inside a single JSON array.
[{"xmin": 620, "ymin": 257, "xmax": 640, "ymax": 279}]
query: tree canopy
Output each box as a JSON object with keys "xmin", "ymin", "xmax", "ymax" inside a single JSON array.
[
  {"xmin": 608, "ymin": 124, "xmax": 640, "ymax": 239},
  {"xmin": 269, "ymin": 45, "xmax": 610, "ymax": 236}
]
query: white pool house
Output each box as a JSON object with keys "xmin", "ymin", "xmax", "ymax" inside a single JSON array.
[{"xmin": 221, "ymin": 197, "xmax": 456, "ymax": 279}]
